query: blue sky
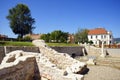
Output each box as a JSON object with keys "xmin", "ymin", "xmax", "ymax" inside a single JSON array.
[{"xmin": 0, "ymin": 0, "xmax": 120, "ymax": 38}]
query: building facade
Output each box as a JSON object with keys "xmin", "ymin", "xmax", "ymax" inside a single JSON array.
[{"xmin": 88, "ymin": 28, "xmax": 113, "ymax": 45}]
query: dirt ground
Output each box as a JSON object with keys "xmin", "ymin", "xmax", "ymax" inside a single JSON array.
[
  {"xmin": 76, "ymin": 56, "xmax": 120, "ymax": 80},
  {"xmin": 84, "ymin": 65, "xmax": 120, "ymax": 80}
]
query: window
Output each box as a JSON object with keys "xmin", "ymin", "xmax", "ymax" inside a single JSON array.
[
  {"xmin": 101, "ymin": 35, "xmax": 103, "ymax": 39},
  {"xmin": 110, "ymin": 41, "xmax": 111, "ymax": 44},
  {"xmin": 96, "ymin": 35, "xmax": 97, "ymax": 39},
  {"xmin": 104, "ymin": 41, "xmax": 106, "ymax": 44},
  {"xmin": 91, "ymin": 36, "xmax": 92, "ymax": 39},
  {"xmin": 110, "ymin": 35, "xmax": 112, "ymax": 39},
  {"xmin": 104, "ymin": 35, "xmax": 106, "ymax": 39}
]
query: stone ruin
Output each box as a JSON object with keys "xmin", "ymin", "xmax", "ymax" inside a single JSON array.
[{"xmin": 0, "ymin": 40, "xmax": 87, "ymax": 80}]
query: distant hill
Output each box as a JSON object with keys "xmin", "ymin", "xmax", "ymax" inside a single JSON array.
[{"xmin": 114, "ymin": 38, "xmax": 120, "ymax": 43}]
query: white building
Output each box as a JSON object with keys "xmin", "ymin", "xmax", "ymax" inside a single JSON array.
[{"xmin": 88, "ymin": 28, "xmax": 113, "ymax": 45}]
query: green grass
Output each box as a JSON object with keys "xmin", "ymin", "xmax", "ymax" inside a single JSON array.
[
  {"xmin": 0, "ymin": 41, "xmax": 79, "ymax": 47},
  {"xmin": 0, "ymin": 41, "xmax": 33, "ymax": 46},
  {"xmin": 47, "ymin": 43, "xmax": 79, "ymax": 47}
]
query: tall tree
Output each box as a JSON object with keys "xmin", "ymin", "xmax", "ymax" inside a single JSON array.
[
  {"xmin": 75, "ymin": 28, "xmax": 89, "ymax": 43},
  {"xmin": 7, "ymin": 4, "xmax": 35, "ymax": 38},
  {"xmin": 50, "ymin": 30, "xmax": 69, "ymax": 43},
  {"xmin": 40, "ymin": 33, "xmax": 50, "ymax": 42},
  {"xmin": 41, "ymin": 30, "xmax": 69, "ymax": 43},
  {"xmin": 50, "ymin": 30, "xmax": 62, "ymax": 42}
]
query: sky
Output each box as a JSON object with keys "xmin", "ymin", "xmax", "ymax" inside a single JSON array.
[{"xmin": 0, "ymin": 0, "xmax": 120, "ymax": 38}]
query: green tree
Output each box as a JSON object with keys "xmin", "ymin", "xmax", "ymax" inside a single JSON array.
[
  {"xmin": 23, "ymin": 36, "xmax": 32, "ymax": 41},
  {"xmin": 40, "ymin": 33, "xmax": 50, "ymax": 42},
  {"xmin": 50, "ymin": 30, "xmax": 61, "ymax": 42},
  {"xmin": 60, "ymin": 32, "xmax": 68, "ymax": 42},
  {"xmin": 75, "ymin": 28, "xmax": 89, "ymax": 43},
  {"xmin": 50, "ymin": 30, "xmax": 68, "ymax": 43},
  {"xmin": 6, "ymin": 4, "xmax": 35, "ymax": 39}
]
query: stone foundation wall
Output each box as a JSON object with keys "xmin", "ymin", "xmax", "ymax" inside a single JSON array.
[
  {"xmin": 51, "ymin": 46, "xmax": 85, "ymax": 56},
  {"xmin": 0, "ymin": 46, "xmax": 40, "ymax": 63},
  {"xmin": 0, "ymin": 46, "xmax": 84, "ymax": 63},
  {"xmin": 0, "ymin": 55, "xmax": 36, "ymax": 80},
  {"xmin": 5, "ymin": 46, "xmax": 40, "ymax": 54},
  {"xmin": 85, "ymin": 46, "xmax": 101, "ymax": 56},
  {"xmin": 0, "ymin": 50, "xmax": 84, "ymax": 80},
  {"xmin": 0, "ymin": 40, "xmax": 86, "ymax": 80},
  {"xmin": 85, "ymin": 45, "xmax": 120, "ymax": 57},
  {"xmin": 105, "ymin": 48, "xmax": 120, "ymax": 57},
  {"xmin": 39, "ymin": 46, "xmax": 85, "ymax": 69},
  {"xmin": 0, "ymin": 47, "xmax": 5, "ymax": 64},
  {"xmin": 32, "ymin": 40, "xmax": 86, "ymax": 80}
]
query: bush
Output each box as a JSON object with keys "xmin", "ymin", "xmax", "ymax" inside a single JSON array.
[
  {"xmin": 23, "ymin": 36, "xmax": 32, "ymax": 41},
  {"xmin": 17, "ymin": 36, "xmax": 32, "ymax": 42}
]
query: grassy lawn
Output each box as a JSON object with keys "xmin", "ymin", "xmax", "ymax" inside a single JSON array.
[
  {"xmin": 0, "ymin": 41, "xmax": 79, "ymax": 47},
  {"xmin": 0, "ymin": 41, "xmax": 33, "ymax": 46},
  {"xmin": 47, "ymin": 43, "xmax": 79, "ymax": 47}
]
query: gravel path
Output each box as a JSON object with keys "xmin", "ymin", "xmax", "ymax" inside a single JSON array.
[{"xmin": 84, "ymin": 66, "xmax": 120, "ymax": 80}]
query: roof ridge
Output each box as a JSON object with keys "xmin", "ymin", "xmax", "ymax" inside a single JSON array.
[{"xmin": 88, "ymin": 28, "xmax": 108, "ymax": 35}]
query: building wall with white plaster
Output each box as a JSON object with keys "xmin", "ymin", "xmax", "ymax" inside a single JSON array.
[{"xmin": 88, "ymin": 31, "xmax": 113, "ymax": 45}]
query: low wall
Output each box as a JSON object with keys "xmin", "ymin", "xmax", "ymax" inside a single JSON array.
[
  {"xmin": 0, "ymin": 46, "xmax": 40, "ymax": 63},
  {"xmin": 106, "ymin": 48, "xmax": 120, "ymax": 57},
  {"xmin": 0, "ymin": 56, "xmax": 37, "ymax": 80},
  {"xmin": 85, "ymin": 45, "xmax": 120, "ymax": 57},
  {"xmin": 0, "ymin": 47, "xmax": 5, "ymax": 64},
  {"xmin": 0, "ymin": 40, "xmax": 87, "ymax": 80},
  {"xmin": 85, "ymin": 46, "xmax": 101, "ymax": 56},
  {"xmin": 51, "ymin": 46, "xmax": 85, "ymax": 56},
  {"xmin": 0, "ymin": 46, "xmax": 85, "ymax": 63},
  {"xmin": 0, "ymin": 49, "xmax": 85, "ymax": 80},
  {"xmin": 5, "ymin": 46, "xmax": 40, "ymax": 54}
]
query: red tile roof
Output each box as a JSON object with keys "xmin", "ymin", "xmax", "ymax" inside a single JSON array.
[{"xmin": 88, "ymin": 28, "xmax": 108, "ymax": 35}]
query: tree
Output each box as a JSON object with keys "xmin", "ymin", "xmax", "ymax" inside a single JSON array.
[
  {"xmin": 40, "ymin": 33, "xmax": 50, "ymax": 42},
  {"xmin": 41, "ymin": 30, "xmax": 68, "ymax": 43},
  {"xmin": 23, "ymin": 36, "xmax": 32, "ymax": 41},
  {"xmin": 60, "ymin": 32, "xmax": 68, "ymax": 42},
  {"xmin": 50, "ymin": 30, "xmax": 68, "ymax": 43},
  {"xmin": 50, "ymin": 30, "xmax": 59, "ymax": 42},
  {"xmin": 7, "ymin": 4, "xmax": 35, "ymax": 39},
  {"xmin": 75, "ymin": 28, "xmax": 89, "ymax": 43}
]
